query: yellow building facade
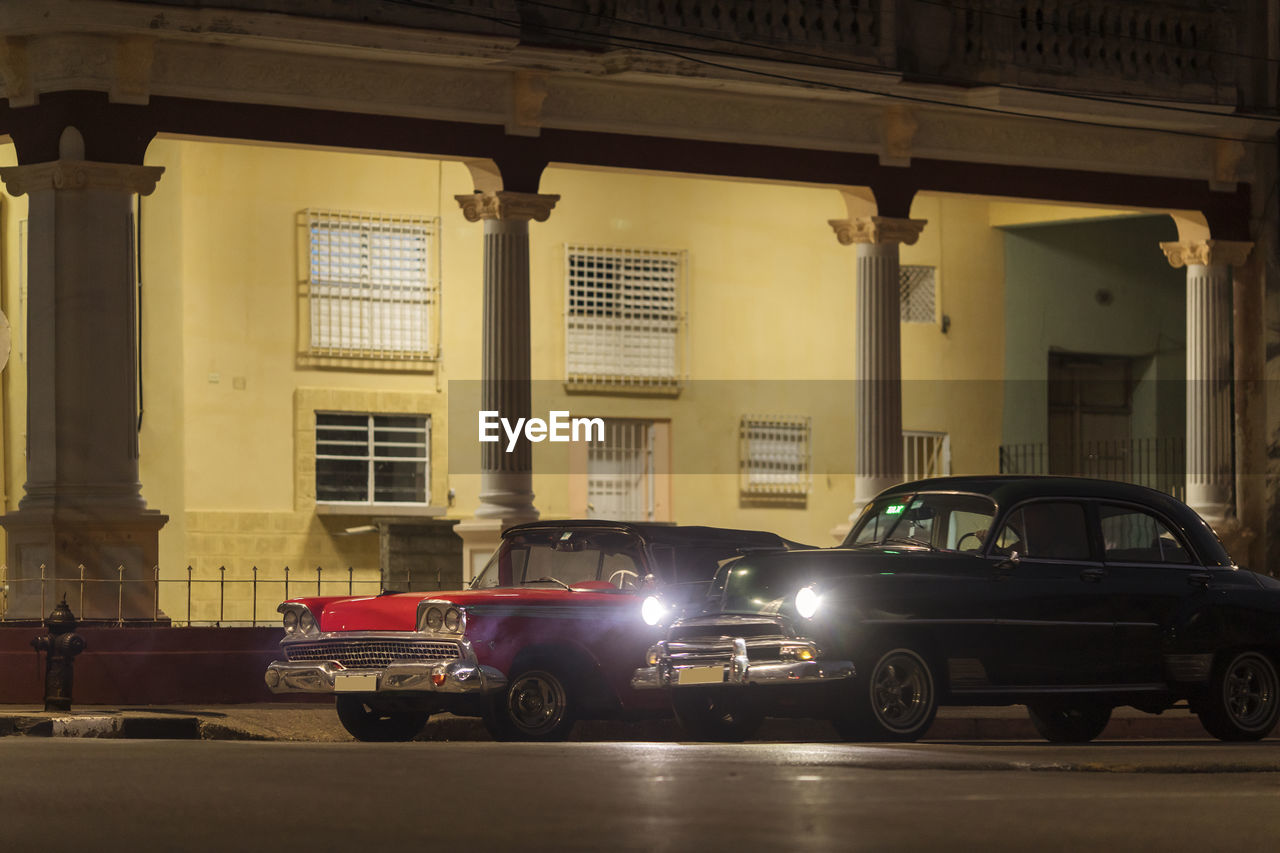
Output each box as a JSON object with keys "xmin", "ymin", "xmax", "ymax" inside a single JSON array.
[{"xmin": 0, "ymin": 136, "xmax": 1184, "ymax": 622}]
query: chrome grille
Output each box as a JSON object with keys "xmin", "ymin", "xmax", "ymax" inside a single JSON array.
[
  {"xmin": 669, "ymin": 619, "xmax": 785, "ymax": 643},
  {"xmin": 285, "ymin": 638, "xmax": 460, "ymax": 669},
  {"xmin": 665, "ymin": 639, "xmax": 786, "ymax": 665}
]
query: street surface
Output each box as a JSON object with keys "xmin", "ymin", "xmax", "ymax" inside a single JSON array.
[{"xmin": 2, "ymin": 739, "xmax": 1279, "ymax": 851}]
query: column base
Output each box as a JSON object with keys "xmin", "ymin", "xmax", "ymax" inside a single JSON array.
[
  {"xmin": 454, "ymin": 518, "xmax": 505, "ymax": 585},
  {"xmin": 0, "ymin": 506, "xmax": 168, "ymax": 621}
]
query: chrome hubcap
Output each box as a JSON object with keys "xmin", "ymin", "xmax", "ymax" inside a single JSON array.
[
  {"xmin": 1224, "ymin": 653, "xmax": 1277, "ymax": 729},
  {"xmin": 508, "ymin": 671, "xmax": 566, "ymax": 734},
  {"xmin": 871, "ymin": 651, "xmax": 932, "ymax": 732}
]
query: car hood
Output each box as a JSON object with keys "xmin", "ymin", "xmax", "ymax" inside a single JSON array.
[
  {"xmin": 716, "ymin": 546, "xmax": 971, "ymax": 617},
  {"xmin": 296, "ymin": 587, "xmax": 634, "ymax": 633}
]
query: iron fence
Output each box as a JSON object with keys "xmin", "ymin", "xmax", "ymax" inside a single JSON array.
[
  {"xmin": 999, "ymin": 437, "xmax": 1185, "ymax": 500},
  {"xmin": 0, "ymin": 565, "xmax": 387, "ymax": 627}
]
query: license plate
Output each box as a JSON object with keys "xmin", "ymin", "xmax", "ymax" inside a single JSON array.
[
  {"xmin": 676, "ymin": 666, "xmax": 726, "ymax": 686},
  {"xmin": 333, "ymin": 673, "xmax": 378, "ymax": 692}
]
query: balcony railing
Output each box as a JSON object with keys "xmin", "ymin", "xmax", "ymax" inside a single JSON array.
[{"xmin": 999, "ymin": 436, "xmax": 1185, "ymax": 499}]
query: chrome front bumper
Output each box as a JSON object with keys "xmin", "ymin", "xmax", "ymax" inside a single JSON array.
[
  {"xmin": 265, "ymin": 658, "xmax": 507, "ymax": 695},
  {"xmin": 631, "ymin": 636, "xmax": 854, "ymax": 690},
  {"xmin": 265, "ymin": 634, "xmax": 507, "ymax": 696}
]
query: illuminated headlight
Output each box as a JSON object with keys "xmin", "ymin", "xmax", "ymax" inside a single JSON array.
[
  {"xmin": 795, "ymin": 585, "xmax": 821, "ymax": 619},
  {"xmin": 443, "ymin": 607, "xmax": 461, "ymax": 632},
  {"xmin": 641, "ymin": 595, "xmax": 668, "ymax": 627},
  {"xmin": 282, "ymin": 610, "xmax": 298, "ymax": 634},
  {"xmin": 425, "ymin": 606, "xmax": 444, "ymax": 631}
]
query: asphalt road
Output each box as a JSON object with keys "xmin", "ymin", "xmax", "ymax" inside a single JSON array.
[{"xmin": 2, "ymin": 739, "xmax": 1279, "ymax": 852}]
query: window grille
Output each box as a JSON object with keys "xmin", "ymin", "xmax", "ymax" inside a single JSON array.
[
  {"xmin": 587, "ymin": 420, "xmax": 656, "ymax": 521},
  {"xmin": 740, "ymin": 415, "xmax": 811, "ymax": 497},
  {"xmin": 316, "ymin": 412, "xmax": 429, "ymax": 505},
  {"xmin": 565, "ymin": 245, "xmax": 685, "ymax": 390},
  {"xmin": 303, "ymin": 210, "xmax": 439, "ymax": 363},
  {"xmin": 900, "ymin": 265, "xmax": 936, "ymax": 324},
  {"xmin": 903, "ymin": 430, "xmax": 951, "ymax": 481}
]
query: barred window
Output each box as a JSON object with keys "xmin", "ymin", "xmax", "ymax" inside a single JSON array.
[
  {"xmin": 302, "ymin": 210, "xmax": 439, "ymax": 365},
  {"xmin": 740, "ymin": 415, "xmax": 811, "ymax": 497},
  {"xmin": 903, "ymin": 430, "xmax": 951, "ymax": 481},
  {"xmin": 316, "ymin": 412, "xmax": 429, "ymax": 505},
  {"xmin": 588, "ymin": 420, "xmax": 657, "ymax": 521},
  {"xmin": 900, "ymin": 265, "xmax": 936, "ymax": 324},
  {"xmin": 565, "ymin": 245, "xmax": 685, "ymax": 390}
]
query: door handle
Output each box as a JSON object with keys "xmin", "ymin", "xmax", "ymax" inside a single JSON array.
[
  {"xmin": 1187, "ymin": 571, "xmax": 1212, "ymax": 589},
  {"xmin": 1079, "ymin": 567, "xmax": 1106, "ymax": 583}
]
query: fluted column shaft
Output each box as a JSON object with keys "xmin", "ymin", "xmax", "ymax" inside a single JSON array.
[
  {"xmin": 830, "ymin": 215, "xmax": 927, "ymax": 526},
  {"xmin": 457, "ymin": 191, "xmax": 559, "ymax": 525},
  {"xmin": 1160, "ymin": 239, "xmax": 1252, "ymax": 522}
]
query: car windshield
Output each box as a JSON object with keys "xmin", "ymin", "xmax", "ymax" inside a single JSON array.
[
  {"xmin": 471, "ymin": 530, "xmax": 645, "ymax": 591},
  {"xmin": 846, "ymin": 492, "xmax": 997, "ymax": 552}
]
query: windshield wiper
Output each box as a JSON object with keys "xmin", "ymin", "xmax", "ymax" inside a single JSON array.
[
  {"xmin": 881, "ymin": 536, "xmax": 936, "ymax": 551},
  {"xmin": 523, "ymin": 576, "xmax": 573, "ymax": 590}
]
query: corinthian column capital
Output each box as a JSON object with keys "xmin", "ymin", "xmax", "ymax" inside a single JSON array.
[
  {"xmin": 829, "ymin": 216, "xmax": 927, "ymax": 247},
  {"xmin": 0, "ymin": 160, "xmax": 164, "ymax": 196},
  {"xmin": 1159, "ymin": 239, "xmax": 1253, "ymax": 269},
  {"xmin": 455, "ymin": 190, "xmax": 559, "ymax": 223}
]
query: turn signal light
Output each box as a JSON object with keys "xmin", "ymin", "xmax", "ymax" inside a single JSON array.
[{"xmin": 431, "ymin": 669, "xmax": 447, "ymax": 687}]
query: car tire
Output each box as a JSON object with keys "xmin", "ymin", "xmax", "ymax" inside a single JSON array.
[
  {"xmin": 832, "ymin": 646, "xmax": 938, "ymax": 742},
  {"xmin": 334, "ymin": 695, "xmax": 429, "ymax": 742},
  {"xmin": 1197, "ymin": 650, "xmax": 1280, "ymax": 742},
  {"xmin": 671, "ymin": 689, "xmax": 764, "ymax": 742},
  {"xmin": 1026, "ymin": 701, "xmax": 1112, "ymax": 743},
  {"xmin": 485, "ymin": 662, "xmax": 579, "ymax": 742}
]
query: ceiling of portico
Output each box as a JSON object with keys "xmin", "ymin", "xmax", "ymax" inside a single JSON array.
[{"xmin": 0, "ymin": 0, "xmax": 1265, "ymax": 238}]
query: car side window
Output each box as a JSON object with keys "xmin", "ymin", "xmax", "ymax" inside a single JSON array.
[
  {"xmin": 993, "ymin": 502, "xmax": 1091, "ymax": 561},
  {"xmin": 1099, "ymin": 504, "xmax": 1192, "ymax": 564}
]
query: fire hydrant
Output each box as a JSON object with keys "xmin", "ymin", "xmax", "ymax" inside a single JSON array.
[{"xmin": 31, "ymin": 597, "xmax": 86, "ymax": 712}]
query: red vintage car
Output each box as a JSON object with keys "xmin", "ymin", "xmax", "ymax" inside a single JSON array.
[{"xmin": 264, "ymin": 520, "xmax": 803, "ymax": 741}]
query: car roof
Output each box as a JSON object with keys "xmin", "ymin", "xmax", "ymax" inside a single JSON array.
[
  {"xmin": 872, "ymin": 475, "xmax": 1232, "ymax": 567},
  {"xmin": 503, "ymin": 519, "xmax": 806, "ymax": 550}
]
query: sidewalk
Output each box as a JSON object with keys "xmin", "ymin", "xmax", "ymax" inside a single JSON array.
[{"xmin": 0, "ymin": 703, "xmax": 1217, "ymax": 742}]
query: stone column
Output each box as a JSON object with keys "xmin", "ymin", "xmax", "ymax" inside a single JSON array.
[
  {"xmin": 0, "ymin": 128, "xmax": 168, "ymax": 620},
  {"xmin": 453, "ymin": 191, "xmax": 558, "ymax": 579},
  {"xmin": 1159, "ymin": 239, "xmax": 1253, "ymax": 523},
  {"xmin": 829, "ymin": 215, "xmax": 927, "ymax": 538}
]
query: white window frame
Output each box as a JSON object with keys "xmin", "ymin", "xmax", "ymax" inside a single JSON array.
[
  {"xmin": 564, "ymin": 244, "xmax": 686, "ymax": 393},
  {"xmin": 739, "ymin": 415, "xmax": 811, "ymax": 498},
  {"xmin": 903, "ymin": 430, "xmax": 952, "ymax": 481},
  {"xmin": 315, "ymin": 412, "xmax": 430, "ymax": 507},
  {"xmin": 587, "ymin": 419, "xmax": 658, "ymax": 521},
  {"xmin": 299, "ymin": 209, "xmax": 440, "ymax": 369},
  {"xmin": 900, "ymin": 265, "xmax": 937, "ymax": 324}
]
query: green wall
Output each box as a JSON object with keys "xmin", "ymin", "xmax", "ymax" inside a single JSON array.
[{"xmin": 1001, "ymin": 214, "xmax": 1186, "ymax": 448}]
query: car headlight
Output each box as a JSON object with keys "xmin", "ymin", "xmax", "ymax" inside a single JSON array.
[
  {"xmin": 641, "ymin": 595, "xmax": 669, "ymax": 627},
  {"xmin": 280, "ymin": 604, "xmax": 319, "ymax": 636},
  {"xmin": 282, "ymin": 610, "xmax": 298, "ymax": 634},
  {"xmin": 298, "ymin": 610, "xmax": 316, "ymax": 634},
  {"xmin": 443, "ymin": 607, "xmax": 461, "ymax": 632},
  {"xmin": 425, "ymin": 606, "xmax": 444, "ymax": 631},
  {"xmin": 795, "ymin": 585, "xmax": 821, "ymax": 619}
]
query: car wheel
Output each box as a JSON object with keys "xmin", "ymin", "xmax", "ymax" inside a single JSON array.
[
  {"xmin": 1197, "ymin": 650, "xmax": 1280, "ymax": 742},
  {"xmin": 334, "ymin": 695, "xmax": 429, "ymax": 742},
  {"xmin": 486, "ymin": 663, "xmax": 578, "ymax": 742},
  {"xmin": 671, "ymin": 689, "xmax": 764, "ymax": 742},
  {"xmin": 832, "ymin": 646, "xmax": 938, "ymax": 742},
  {"xmin": 1026, "ymin": 701, "xmax": 1112, "ymax": 743}
]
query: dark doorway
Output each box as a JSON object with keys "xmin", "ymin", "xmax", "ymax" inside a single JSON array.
[{"xmin": 1047, "ymin": 351, "xmax": 1136, "ymax": 478}]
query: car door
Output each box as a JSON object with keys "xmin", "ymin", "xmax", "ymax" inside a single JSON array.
[
  {"xmin": 984, "ymin": 499, "xmax": 1118, "ymax": 687},
  {"xmin": 1093, "ymin": 502, "xmax": 1206, "ymax": 685}
]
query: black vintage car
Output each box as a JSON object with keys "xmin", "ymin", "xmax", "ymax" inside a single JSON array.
[{"xmin": 632, "ymin": 476, "xmax": 1280, "ymax": 743}]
